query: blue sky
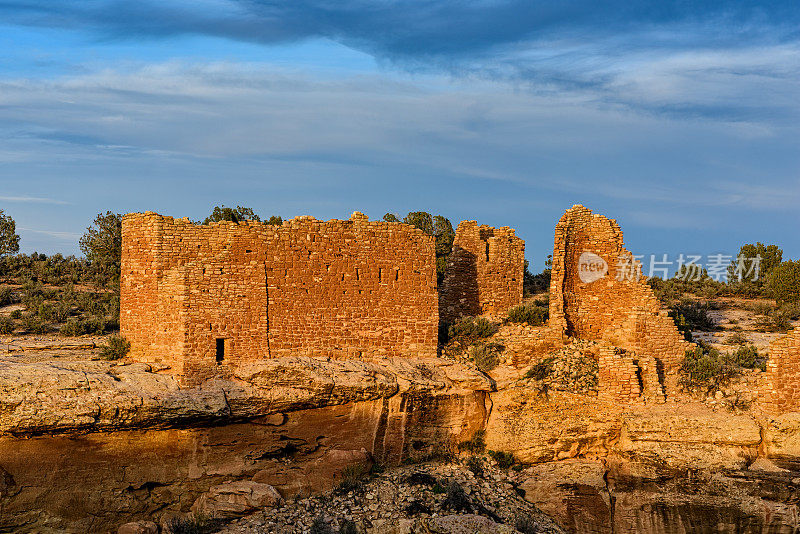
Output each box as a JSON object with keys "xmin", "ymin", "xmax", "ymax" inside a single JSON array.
[{"xmin": 0, "ymin": 0, "xmax": 798, "ymax": 272}]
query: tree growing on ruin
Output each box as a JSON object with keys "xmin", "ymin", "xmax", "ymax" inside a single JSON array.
[
  {"xmin": 203, "ymin": 205, "xmax": 261, "ymax": 224},
  {"xmin": 80, "ymin": 212, "xmax": 122, "ymax": 290},
  {"xmin": 0, "ymin": 210, "xmax": 20, "ymax": 258}
]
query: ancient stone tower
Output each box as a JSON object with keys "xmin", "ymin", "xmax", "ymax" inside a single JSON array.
[
  {"xmin": 549, "ymin": 205, "xmax": 693, "ymax": 399},
  {"xmin": 439, "ymin": 221, "xmax": 525, "ymax": 322},
  {"xmin": 121, "ymin": 212, "xmax": 524, "ymax": 384}
]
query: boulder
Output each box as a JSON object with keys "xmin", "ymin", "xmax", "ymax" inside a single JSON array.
[{"xmin": 191, "ymin": 480, "xmax": 283, "ymax": 518}]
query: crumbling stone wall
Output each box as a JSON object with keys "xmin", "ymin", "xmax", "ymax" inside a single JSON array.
[
  {"xmin": 598, "ymin": 346, "xmax": 665, "ymax": 404},
  {"xmin": 439, "ymin": 221, "xmax": 524, "ymax": 322},
  {"xmin": 121, "ymin": 212, "xmax": 438, "ymax": 383},
  {"xmin": 761, "ymin": 328, "xmax": 800, "ymax": 413},
  {"xmin": 549, "ymin": 205, "xmax": 691, "ymax": 399}
]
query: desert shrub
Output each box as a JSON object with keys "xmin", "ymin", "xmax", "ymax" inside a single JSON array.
[
  {"xmin": 770, "ymin": 310, "xmax": 793, "ymax": 332},
  {"xmin": 467, "ymin": 342, "xmax": 502, "ymax": 372},
  {"xmin": 9, "ymin": 309, "xmax": 20, "ymax": 319},
  {"xmin": 22, "ymin": 315, "xmax": 46, "ymax": 334},
  {"xmin": 447, "ymin": 316, "xmax": 497, "ymax": 343},
  {"xmin": 99, "ymin": 334, "xmax": 130, "ymax": 360},
  {"xmin": 466, "ymin": 455, "xmax": 484, "ymax": 477},
  {"xmin": 525, "ymin": 357, "xmax": 556, "ymax": 381},
  {"xmin": 0, "ymin": 316, "xmax": 13, "ymax": 335},
  {"xmin": 505, "ymin": 302, "xmax": 548, "ymax": 326},
  {"xmin": 60, "ymin": 318, "xmax": 86, "ymax": 337},
  {"xmin": 335, "ymin": 463, "xmax": 368, "ymax": 494},
  {"xmin": 778, "ymin": 302, "xmax": 800, "ymax": 321},
  {"xmin": 514, "ymin": 515, "xmax": 540, "ymax": 534},
  {"xmin": 36, "ymin": 302, "xmax": 54, "ymax": 321},
  {"xmin": 0, "ymin": 286, "xmax": 14, "ymax": 306},
  {"xmin": 729, "ymin": 344, "xmax": 766, "ymax": 371},
  {"xmin": 679, "ymin": 344, "xmax": 738, "ymax": 392},
  {"xmin": 755, "ymin": 309, "xmax": 793, "ymax": 333},
  {"xmin": 339, "ymin": 519, "xmax": 358, "ymax": 534},
  {"xmin": 311, "ymin": 515, "xmax": 333, "ymax": 534},
  {"xmin": 745, "ymin": 301, "xmax": 775, "ymax": 316},
  {"xmin": 459, "ymin": 429, "xmax": 486, "ymax": 453},
  {"xmin": 404, "ymin": 472, "xmax": 438, "ymax": 486},
  {"xmin": 87, "ymin": 315, "xmax": 109, "ymax": 334},
  {"xmin": 767, "ymin": 260, "xmax": 800, "ymax": 304},
  {"xmin": 164, "ymin": 515, "xmax": 223, "ymax": 534},
  {"xmin": 669, "ymin": 299, "xmax": 718, "ymax": 334},
  {"xmin": 488, "ymin": 450, "xmax": 515, "ymax": 469},
  {"xmin": 444, "ymin": 481, "xmax": 472, "ymax": 512},
  {"xmin": 404, "ymin": 501, "xmax": 433, "ymax": 516},
  {"xmin": 725, "ymin": 331, "xmax": 749, "ymax": 345}
]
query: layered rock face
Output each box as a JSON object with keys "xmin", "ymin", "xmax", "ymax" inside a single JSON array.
[{"xmin": 0, "ymin": 357, "xmax": 491, "ymax": 532}]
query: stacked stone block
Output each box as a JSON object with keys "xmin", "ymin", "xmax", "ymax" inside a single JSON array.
[
  {"xmin": 121, "ymin": 211, "xmax": 438, "ymax": 384},
  {"xmin": 598, "ymin": 346, "xmax": 642, "ymax": 403},
  {"xmin": 549, "ymin": 205, "xmax": 692, "ymax": 400},
  {"xmin": 439, "ymin": 221, "xmax": 525, "ymax": 322},
  {"xmin": 761, "ymin": 328, "xmax": 800, "ymax": 413}
]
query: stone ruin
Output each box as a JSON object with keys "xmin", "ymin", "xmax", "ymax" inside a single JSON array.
[
  {"xmin": 438, "ymin": 221, "xmax": 525, "ymax": 322},
  {"xmin": 762, "ymin": 328, "xmax": 800, "ymax": 413},
  {"xmin": 549, "ymin": 205, "xmax": 694, "ymax": 402},
  {"xmin": 121, "ymin": 211, "xmax": 524, "ymax": 384}
]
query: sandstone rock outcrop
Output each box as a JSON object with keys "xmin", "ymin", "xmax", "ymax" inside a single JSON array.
[
  {"xmin": 191, "ymin": 480, "xmax": 282, "ymax": 518},
  {"xmin": 0, "ymin": 356, "xmax": 491, "ymax": 532}
]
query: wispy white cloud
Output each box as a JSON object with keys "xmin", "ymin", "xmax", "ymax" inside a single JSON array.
[
  {"xmin": 0, "ymin": 195, "xmax": 68, "ymax": 205},
  {"xmin": 18, "ymin": 227, "xmax": 81, "ymax": 239}
]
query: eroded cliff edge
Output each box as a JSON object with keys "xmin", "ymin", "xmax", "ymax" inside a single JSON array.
[{"xmin": 0, "ymin": 356, "xmax": 492, "ymax": 532}]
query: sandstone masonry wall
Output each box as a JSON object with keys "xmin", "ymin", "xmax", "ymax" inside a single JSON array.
[
  {"xmin": 439, "ymin": 221, "xmax": 524, "ymax": 322},
  {"xmin": 761, "ymin": 328, "xmax": 800, "ymax": 413},
  {"xmin": 549, "ymin": 205, "xmax": 692, "ymax": 398},
  {"xmin": 121, "ymin": 212, "xmax": 438, "ymax": 383}
]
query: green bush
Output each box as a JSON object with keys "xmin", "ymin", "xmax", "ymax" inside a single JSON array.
[
  {"xmin": 514, "ymin": 515, "xmax": 540, "ymax": 534},
  {"xmin": 525, "ymin": 357, "xmax": 556, "ymax": 381},
  {"xmin": 310, "ymin": 515, "xmax": 333, "ymax": 534},
  {"xmin": 767, "ymin": 260, "xmax": 800, "ymax": 304},
  {"xmin": 335, "ymin": 463, "xmax": 368, "ymax": 494},
  {"xmin": 0, "ymin": 316, "xmax": 13, "ymax": 335},
  {"xmin": 467, "ymin": 342, "xmax": 502, "ymax": 372},
  {"xmin": 60, "ymin": 319, "xmax": 86, "ymax": 337},
  {"xmin": 669, "ymin": 299, "xmax": 718, "ymax": 337},
  {"xmin": 679, "ymin": 345, "xmax": 738, "ymax": 392},
  {"xmin": 0, "ymin": 286, "xmax": 14, "ymax": 306},
  {"xmin": 725, "ymin": 331, "xmax": 749, "ymax": 345},
  {"xmin": 22, "ymin": 315, "xmax": 46, "ymax": 334},
  {"xmin": 99, "ymin": 334, "xmax": 130, "ymax": 360},
  {"xmin": 9, "ymin": 309, "xmax": 21, "ymax": 319},
  {"xmin": 729, "ymin": 344, "xmax": 766, "ymax": 371},
  {"xmin": 459, "ymin": 429, "xmax": 486, "ymax": 453},
  {"xmin": 339, "ymin": 520, "xmax": 358, "ymax": 534},
  {"xmin": 447, "ymin": 316, "xmax": 497, "ymax": 342},
  {"xmin": 466, "ymin": 455, "xmax": 484, "ymax": 477},
  {"xmin": 505, "ymin": 302, "xmax": 548, "ymax": 326},
  {"xmin": 163, "ymin": 515, "xmax": 222, "ymax": 534},
  {"xmin": 488, "ymin": 450, "xmax": 515, "ymax": 469},
  {"xmin": 444, "ymin": 481, "xmax": 472, "ymax": 512}
]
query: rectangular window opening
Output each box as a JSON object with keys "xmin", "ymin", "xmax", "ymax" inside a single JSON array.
[
  {"xmin": 216, "ymin": 338, "xmax": 225, "ymax": 364},
  {"xmin": 395, "ymin": 269, "xmax": 399, "ymax": 281},
  {"xmin": 355, "ymin": 268, "xmax": 360, "ymax": 281},
  {"xmin": 378, "ymin": 268, "xmax": 383, "ymax": 283},
  {"xmin": 485, "ymin": 242, "xmax": 490, "ymax": 262}
]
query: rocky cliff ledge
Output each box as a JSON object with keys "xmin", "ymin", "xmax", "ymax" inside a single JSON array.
[
  {"xmin": 3, "ymin": 353, "xmax": 800, "ymax": 533},
  {"xmin": 0, "ymin": 356, "xmax": 491, "ymax": 532}
]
